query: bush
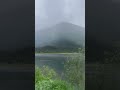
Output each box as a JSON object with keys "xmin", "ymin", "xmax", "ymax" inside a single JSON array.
[
  {"xmin": 64, "ymin": 48, "xmax": 85, "ymax": 90},
  {"xmin": 35, "ymin": 66, "xmax": 74, "ymax": 90},
  {"xmin": 36, "ymin": 80, "xmax": 74, "ymax": 90}
]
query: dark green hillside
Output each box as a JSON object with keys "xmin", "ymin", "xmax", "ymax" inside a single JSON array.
[
  {"xmin": 35, "ymin": 46, "xmax": 80, "ymax": 53},
  {"xmin": 35, "ymin": 37, "xmax": 84, "ymax": 53}
]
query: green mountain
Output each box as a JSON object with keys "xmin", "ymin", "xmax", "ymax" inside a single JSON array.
[{"xmin": 35, "ymin": 22, "xmax": 85, "ymax": 52}]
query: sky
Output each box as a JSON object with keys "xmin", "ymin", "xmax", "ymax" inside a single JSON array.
[{"xmin": 35, "ymin": 0, "xmax": 85, "ymax": 30}]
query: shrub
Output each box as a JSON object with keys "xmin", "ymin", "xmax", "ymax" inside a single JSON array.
[
  {"xmin": 35, "ymin": 66, "xmax": 74, "ymax": 90},
  {"xmin": 35, "ymin": 79, "xmax": 74, "ymax": 90},
  {"xmin": 64, "ymin": 48, "xmax": 85, "ymax": 90}
]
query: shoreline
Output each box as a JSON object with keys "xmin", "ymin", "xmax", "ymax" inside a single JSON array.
[{"xmin": 35, "ymin": 52, "xmax": 79, "ymax": 55}]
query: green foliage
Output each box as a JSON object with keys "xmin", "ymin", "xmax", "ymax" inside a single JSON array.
[
  {"xmin": 35, "ymin": 66, "xmax": 74, "ymax": 90},
  {"xmin": 35, "ymin": 66, "xmax": 57, "ymax": 83},
  {"xmin": 36, "ymin": 80, "xmax": 74, "ymax": 90},
  {"xmin": 35, "ymin": 48, "xmax": 85, "ymax": 90},
  {"xmin": 64, "ymin": 48, "xmax": 85, "ymax": 90}
]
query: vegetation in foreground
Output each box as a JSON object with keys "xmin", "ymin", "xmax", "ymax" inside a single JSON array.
[
  {"xmin": 35, "ymin": 66, "xmax": 74, "ymax": 90},
  {"xmin": 35, "ymin": 48, "xmax": 85, "ymax": 90},
  {"xmin": 64, "ymin": 48, "xmax": 85, "ymax": 90}
]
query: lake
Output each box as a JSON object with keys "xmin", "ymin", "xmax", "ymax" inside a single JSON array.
[{"xmin": 35, "ymin": 53, "xmax": 70, "ymax": 73}]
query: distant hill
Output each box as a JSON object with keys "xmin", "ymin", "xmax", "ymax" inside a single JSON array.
[{"xmin": 35, "ymin": 22, "xmax": 85, "ymax": 52}]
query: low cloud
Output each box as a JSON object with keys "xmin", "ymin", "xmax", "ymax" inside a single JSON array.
[{"xmin": 35, "ymin": 0, "xmax": 85, "ymax": 30}]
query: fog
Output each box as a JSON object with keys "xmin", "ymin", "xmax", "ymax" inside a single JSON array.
[
  {"xmin": 35, "ymin": 0, "xmax": 85, "ymax": 30},
  {"xmin": 35, "ymin": 22, "xmax": 85, "ymax": 47}
]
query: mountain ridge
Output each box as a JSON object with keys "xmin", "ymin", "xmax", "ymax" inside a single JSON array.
[{"xmin": 35, "ymin": 22, "xmax": 85, "ymax": 49}]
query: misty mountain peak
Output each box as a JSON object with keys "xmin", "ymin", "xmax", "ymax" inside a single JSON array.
[
  {"xmin": 56, "ymin": 22, "xmax": 74, "ymax": 26},
  {"xmin": 54, "ymin": 22, "xmax": 84, "ymax": 31},
  {"xmin": 35, "ymin": 22, "xmax": 85, "ymax": 48}
]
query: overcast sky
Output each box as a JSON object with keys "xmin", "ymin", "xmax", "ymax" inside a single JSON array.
[{"xmin": 35, "ymin": 0, "xmax": 85, "ymax": 30}]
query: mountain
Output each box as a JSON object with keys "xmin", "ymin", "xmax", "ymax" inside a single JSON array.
[{"xmin": 35, "ymin": 22, "xmax": 85, "ymax": 50}]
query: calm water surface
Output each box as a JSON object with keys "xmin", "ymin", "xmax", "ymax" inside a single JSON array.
[{"xmin": 35, "ymin": 54, "xmax": 69, "ymax": 73}]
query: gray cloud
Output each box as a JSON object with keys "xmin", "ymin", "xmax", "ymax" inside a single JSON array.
[{"xmin": 35, "ymin": 0, "xmax": 85, "ymax": 30}]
